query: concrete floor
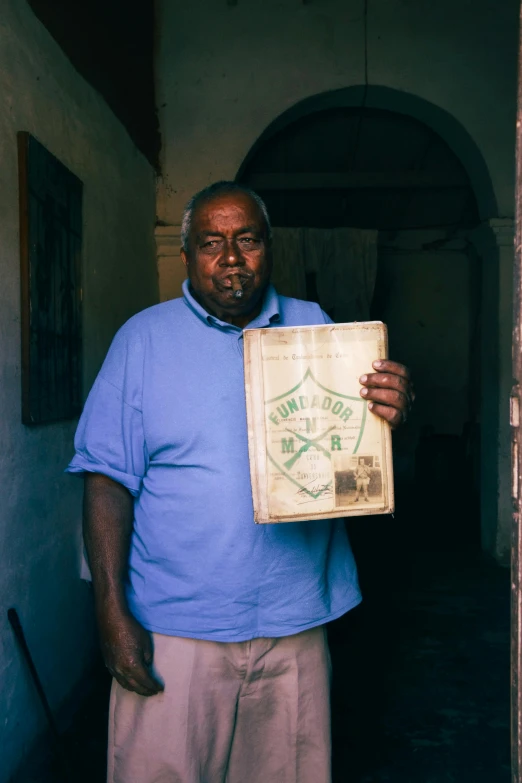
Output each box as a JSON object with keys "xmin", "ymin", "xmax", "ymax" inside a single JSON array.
[
  {"xmin": 28, "ymin": 527, "xmax": 510, "ymax": 783},
  {"xmin": 329, "ymin": 549, "xmax": 510, "ymax": 782}
]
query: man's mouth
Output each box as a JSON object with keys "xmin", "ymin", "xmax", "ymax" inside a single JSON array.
[{"xmin": 218, "ymin": 272, "xmax": 253, "ymax": 295}]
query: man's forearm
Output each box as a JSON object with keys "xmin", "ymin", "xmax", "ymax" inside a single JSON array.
[
  {"xmin": 83, "ymin": 472, "xmax": 134, "ymax": 613},
  {"xmin": 83, "ymin": 473, "xmax": 163, "ymax": 696}
]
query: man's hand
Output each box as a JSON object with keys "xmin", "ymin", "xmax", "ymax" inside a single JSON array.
[
  {"xmin": 359, "ymin": 360, "xmax": 414, "ymax": 429},
  {"xmin": 97, "ymin": 605, "xmax": 164, "ymax": 697}
]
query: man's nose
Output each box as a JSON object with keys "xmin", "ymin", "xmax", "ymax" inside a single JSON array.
[{"xmin": 222, "ymin": 240, "xmax": 244, "ymax": 266}]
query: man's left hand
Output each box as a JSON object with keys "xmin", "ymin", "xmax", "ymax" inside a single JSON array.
[{"xmin": 359, "ymin": 360, "xmax": 414, "ymax": 430}]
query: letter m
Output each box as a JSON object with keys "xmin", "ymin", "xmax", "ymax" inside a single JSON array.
[{"xmin": 281, "ymin": 437, "xmax": 294, "ymax": 454}]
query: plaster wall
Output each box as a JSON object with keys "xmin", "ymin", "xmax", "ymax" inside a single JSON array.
[
  {"xmin": 0, "ymin": 2, "xmax": 158, "ymax": 779},
  {"xmin": 156, "ymin": 0, "xmax": 517, "ymax": 297}
]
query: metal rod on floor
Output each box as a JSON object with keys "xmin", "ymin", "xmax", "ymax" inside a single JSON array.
[{"xmin": 7, "ymin": 608, "xmax": 73, "ymax": 783}]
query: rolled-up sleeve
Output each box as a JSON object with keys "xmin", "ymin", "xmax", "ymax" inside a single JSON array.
[{"xmin": 67, "ymin": 325, "xmax": 147, "ymax": 497}]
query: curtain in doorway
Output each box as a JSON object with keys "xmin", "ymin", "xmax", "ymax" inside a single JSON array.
[{"xmin": 271, "ymin": 227, "xmax": 378, "ymax": 322}]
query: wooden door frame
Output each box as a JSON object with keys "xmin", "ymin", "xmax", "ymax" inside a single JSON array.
[{"xmin": 512, "ymin": 4, "xmax": 522, "ymax": 780}]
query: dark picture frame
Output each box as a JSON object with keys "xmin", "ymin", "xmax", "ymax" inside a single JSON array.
[{"xmin": 18, "ymin": 132, "xmax": 83, "ymax": 425}]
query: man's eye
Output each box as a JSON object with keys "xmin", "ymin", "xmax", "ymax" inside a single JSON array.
[
  {"xmin": 202, "ymin": 240, "xmax": 218, "ymax": 248},
  {"xmin": 240, "ymin": 237, "xmax": 260, "ymax": 245}
]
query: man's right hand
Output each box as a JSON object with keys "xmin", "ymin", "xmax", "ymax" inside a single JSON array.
[{"xmin": 97, "ymin": 605, "xmax": 164, "ymax": 697}]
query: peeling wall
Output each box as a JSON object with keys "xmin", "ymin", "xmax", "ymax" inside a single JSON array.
[{"xmin": 0, "ymin": 1, "xmax": 158, "ymax": 779}]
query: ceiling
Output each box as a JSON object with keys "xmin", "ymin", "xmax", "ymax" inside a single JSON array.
[{"xmin": 27, "ymin": 0, "xmax": 159, "ymax": 168}]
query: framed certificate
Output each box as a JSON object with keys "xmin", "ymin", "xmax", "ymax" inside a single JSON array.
[{"xmin": 244, "ymin": 322, "xmax": 394, "ymax": 523}]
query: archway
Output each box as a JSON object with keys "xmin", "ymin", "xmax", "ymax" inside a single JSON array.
[
  {"xmin": 237, "ymin": 92, "xmax": 508, "ymax": 781},
  {"xmin": 237, "ymin": 85, "xmax": 498, "ymax": 220},
  {"xmin": 239, "ymin": 101, "xmax": 487, "ymax": 555}
]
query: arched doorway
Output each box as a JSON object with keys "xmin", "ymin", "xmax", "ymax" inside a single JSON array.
[
  {"xmin": 237, "ymin": 98, "xmax": 509, "ymax": 782},
  {"xmin": 239, "ymin": 104, "xmax": 482, "ymax": 554}
]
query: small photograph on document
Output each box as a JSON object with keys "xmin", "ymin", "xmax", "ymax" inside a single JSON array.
[{"xmin": 333, "ymin": 454, "xmax": 384, "ymax": 507}]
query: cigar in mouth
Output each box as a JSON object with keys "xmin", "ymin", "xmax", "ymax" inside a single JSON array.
[{"xmin": 230, "ymin": 274, "xmax": 244, "ymax": 299}]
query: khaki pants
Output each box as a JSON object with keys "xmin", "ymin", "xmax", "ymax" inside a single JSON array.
[{"xmin": 107, "ymin": 626, "xmax": 331, "ymax": 783}]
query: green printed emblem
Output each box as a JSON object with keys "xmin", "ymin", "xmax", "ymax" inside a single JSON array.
[{"xmin": 265, "ymin": 368, "xmax": 367, "ymax": 499}]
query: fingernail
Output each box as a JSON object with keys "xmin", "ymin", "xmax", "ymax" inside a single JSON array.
[
  {"xmin": 360, "ymin": 375, "xmax": 367, "ymax": 383},
  {"xmin": 361, "ymin": 388, "xmax": 368, "ymax": 396},
  {"xmin": 368, "ymin": 402, "xmax": 374, "ymax": 409},
  {"xmin": 373, "ymin": 360, "xmax": 383, "ymax": 368}
]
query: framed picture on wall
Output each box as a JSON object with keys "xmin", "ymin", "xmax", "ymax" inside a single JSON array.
[{"xmin": 17, "ymin": 132, "xmax": 83, "ymax": 425}]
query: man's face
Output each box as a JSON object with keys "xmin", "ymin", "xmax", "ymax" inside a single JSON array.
[{"xmin": 181, "ymin": 192, "xmax": 272, "ymax": 325}]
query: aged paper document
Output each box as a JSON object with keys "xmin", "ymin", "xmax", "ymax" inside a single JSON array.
[{"xmin": 244, "ymin": 322, "xmax": 394, "ymax": 523}]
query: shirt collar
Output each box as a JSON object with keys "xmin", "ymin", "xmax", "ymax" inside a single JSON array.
[{"xmin": 182, "ymin": 278, "xmax": 281, "ymax": 331}]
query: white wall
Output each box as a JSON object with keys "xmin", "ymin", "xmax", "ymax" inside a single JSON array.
[
  {"xmin": 0, "ymin": 2, "xmax": 158, "ymax": 779},
  {"xmin": 156, "ymin": 0, "xmax": 517, "ymax": 564}
]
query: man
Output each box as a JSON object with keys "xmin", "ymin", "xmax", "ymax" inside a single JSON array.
[
  {"xmin": 68, "ymin": 182, "xmax": 413, "ymax": 783},
  {"xmin": 354, "ymin": 458, "xmax": 372, "ymax": 502}
]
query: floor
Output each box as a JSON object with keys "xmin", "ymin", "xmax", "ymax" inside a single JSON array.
[
  {"xmin": 26, "ymin": 520, "xmax": 510, "ymax": 783},
  {"xmin": 329, "ymin": 547, "xmax": 510, "ymax": 782}
]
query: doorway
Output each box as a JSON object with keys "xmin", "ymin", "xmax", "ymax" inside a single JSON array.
[
  {"xmin": 238, "ymin": 104, "xmax": 510, "ymax": 782},
  {"xmin": 239, "ymin": 105, "xmax": 482, "ymax": 554}
]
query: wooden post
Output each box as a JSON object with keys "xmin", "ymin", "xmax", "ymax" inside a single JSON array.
[{"xmin": 512, "ymin": 4, "xmax": 522, "ymax": 780}]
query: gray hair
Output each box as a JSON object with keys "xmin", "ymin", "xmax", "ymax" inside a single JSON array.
[{"xmin": 180, "ymin": 181, "xmax": 272, "ymax": 252}]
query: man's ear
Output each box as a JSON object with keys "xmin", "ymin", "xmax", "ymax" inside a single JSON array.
[{"xmin": 181, "ymin": 248, "xmax": 189, "ymax": 268}]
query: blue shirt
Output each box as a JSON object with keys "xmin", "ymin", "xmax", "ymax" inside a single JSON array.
[{"xmin": 68, "ymin": 281, "xmax": 361, "ymax": 641}]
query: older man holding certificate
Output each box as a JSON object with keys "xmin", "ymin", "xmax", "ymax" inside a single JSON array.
[{"xmin": 68, "ymin": 181, "xmax": 413, "ymax": 783}]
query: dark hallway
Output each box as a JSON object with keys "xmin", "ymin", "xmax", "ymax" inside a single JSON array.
[
  {"xmin": 328, "ymin": 475, "xmax": 509, "ymax": 781},
  {"xmin": 329, "ymin": 545, "xmax": 510, "ymax": 782}
]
